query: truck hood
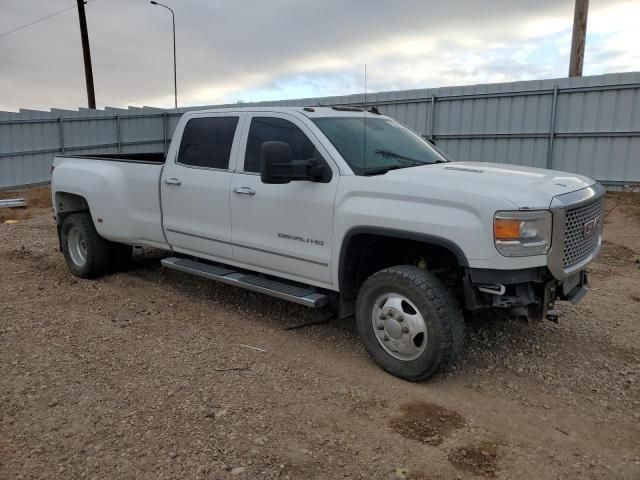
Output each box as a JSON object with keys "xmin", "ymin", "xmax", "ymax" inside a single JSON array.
[{"xmin": 384, "ymin": 161, "xmax": 596, "ymax": 209}]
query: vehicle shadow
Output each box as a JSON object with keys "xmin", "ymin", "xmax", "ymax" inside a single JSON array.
[
  {"xmin": 123, "ymin": 249, "xmax": 556, "ymax": 381},
  {"xmin": 125, "ymin": 247, "xmax": 355, "ymax": 334}
]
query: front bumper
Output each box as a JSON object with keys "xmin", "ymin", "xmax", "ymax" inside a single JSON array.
[{"xmin": 463, "ymin": 264, "xmax": 589, "ymax": 319}]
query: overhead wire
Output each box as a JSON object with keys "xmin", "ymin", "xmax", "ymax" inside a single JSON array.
[{"xmin": 0, "ymin": 1, "xmax": 96, "ymax": 39}]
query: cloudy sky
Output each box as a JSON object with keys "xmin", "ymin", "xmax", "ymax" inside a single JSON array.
[{"xmin": 0, "ymin": 0, "xmax": 638, "ymax": 112}]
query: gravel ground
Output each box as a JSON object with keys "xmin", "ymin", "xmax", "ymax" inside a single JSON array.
[{"xmin": 1, "ymin": 191, "xmax": 639, "ymax": 480}]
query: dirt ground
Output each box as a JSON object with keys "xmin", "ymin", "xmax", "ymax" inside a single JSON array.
[
  {"xmin": 0, "ymin": 185, "xmax": 52, "ymax": 224},
  {"xmin": 1, "ymin": 187, "xmax": 639, "ymax": 480}
]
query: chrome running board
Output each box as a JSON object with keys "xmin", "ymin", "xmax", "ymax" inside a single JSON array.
[{"xmin": 161, "ymin": 256, "xmax": 328, "ymax": 308}]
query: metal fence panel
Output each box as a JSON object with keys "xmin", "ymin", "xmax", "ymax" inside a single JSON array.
[{"xmin": 1, "ymin": 72, "xmax": 639, "ymax": 189}]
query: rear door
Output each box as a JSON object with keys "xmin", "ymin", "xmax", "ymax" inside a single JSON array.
[
  {"xmin": 229, "ymin": 113, "xmax": 339, "ymax": 287},
  {"xmin": 161, "ymin": 113, "xmax": 243, "ymax": 261}
]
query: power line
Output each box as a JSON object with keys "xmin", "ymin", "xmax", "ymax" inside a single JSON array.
[{"xmin": 0, "ymin": 1, "xmax": 94, "ymax": 39}]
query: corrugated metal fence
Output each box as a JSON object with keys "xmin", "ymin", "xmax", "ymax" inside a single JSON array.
[{"xmin": 1, "ymin": 71, "xmax": 639, "ymax": 189}]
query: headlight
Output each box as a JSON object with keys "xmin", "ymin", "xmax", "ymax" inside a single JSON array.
[{"xmin": 494, "ymin": 210, "xmax": 552, "ymax": 257}]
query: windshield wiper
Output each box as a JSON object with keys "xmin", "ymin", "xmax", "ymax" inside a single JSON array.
[
  {"xmin": 374, "ymin": 149, "xmax": 424, "ymax": 164},
  {"xmin": 362, "ymin": 149, "xmax": 445, "ymax": 175},
  {"xmin": 362, "ymin": 165, "xmax": 409, "ymax": 176},
  {"xmin": 375, "ymin": 148, "xmax": 447, "ymax": 164},
  {"xmin": 361, "ymin": 149, "xmax": 426, "ymax": 176}
]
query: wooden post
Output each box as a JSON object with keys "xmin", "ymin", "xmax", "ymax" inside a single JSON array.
[
  {"xmin": 569, "ymin": 0, "xmax": 589, "ymax": 77},
  {"xmin": 77, "ymin": 0, "xmax": 96, "ymax": 108}
]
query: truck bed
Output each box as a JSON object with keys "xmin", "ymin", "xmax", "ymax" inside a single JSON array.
[
  {"xmin": 61, "ymin": 153, "xmax": 166, "ymax": 164},
  {"xmin": 52, "ymin": 153, "xmax": 167, "ymax": 248}
]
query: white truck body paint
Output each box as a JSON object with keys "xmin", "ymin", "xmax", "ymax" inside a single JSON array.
[
  {"xmin": 52, "ymin": 107, "xmax": 600, "ymax": 293},
  {"xmin": 52, "ymin": 157, "xmax": 166, "ymax": 248}
]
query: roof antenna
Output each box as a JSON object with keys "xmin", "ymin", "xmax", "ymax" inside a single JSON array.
[{"xmin": 363, "ymin": 64, "xmax": 367, "ymax": 171}]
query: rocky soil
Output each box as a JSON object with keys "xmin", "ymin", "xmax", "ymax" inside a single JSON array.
[{"xmin": 1, "ymin": 190, "xmax": 639, "ymax": 479}]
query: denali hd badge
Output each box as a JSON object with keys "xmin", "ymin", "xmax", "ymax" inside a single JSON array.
[
  {"xmin": 278, "ymin": 233, "xmax": 324, "ymax": 246},
  {"xmin": 583, "ymin": 216, "xmax": 600, "ymax": 239}
]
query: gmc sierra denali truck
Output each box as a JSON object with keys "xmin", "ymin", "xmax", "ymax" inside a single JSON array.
[{"xmin": 51, "ymin": 106, "xmax": 604, "ymax": 381}]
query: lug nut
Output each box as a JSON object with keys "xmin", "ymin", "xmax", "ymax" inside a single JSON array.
[
  {"xmin": 397, "ymin": 316, "xmax": 403, "ymax": 322},
  {"xmin": 376, "ymin": 324, "xmax": 384, "ymax": 330},
  {"xmin": 387, "ymin": 311, "xmax": 394, "ymax": 317},
  {"xmin": 379, "ymin": 314, "xmax": 386, "ymax": 320},
  {"xmin": 401, "ymin": 327, "xmax": 409, "ymax": 334}
]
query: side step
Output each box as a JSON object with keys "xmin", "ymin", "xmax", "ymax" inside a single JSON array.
[{"xmin": 161, "ymin": 257, "xmax": 328, "ymax": 308}]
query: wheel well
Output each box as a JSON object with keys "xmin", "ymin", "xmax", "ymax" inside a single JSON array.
[
  {"xmin": 54, "ymin": 192, "xmax": 89, "ymax": 224},
  {"xmin": 339, "ymin": 230, "xmax": 466, "ymax": 303}
]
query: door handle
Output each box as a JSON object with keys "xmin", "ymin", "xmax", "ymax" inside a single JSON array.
[
  {"xmin": 164, "ymin": 177, "xmax": 182, "ymax": 186},
  {"xmin": 233, "ymin": 186, "xmax": 256, "ymax": 196}
]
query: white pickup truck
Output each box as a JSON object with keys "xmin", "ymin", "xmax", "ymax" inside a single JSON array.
[{"xmin": 51, "ymin": 106, "xmax": 604, "ymax": 381}]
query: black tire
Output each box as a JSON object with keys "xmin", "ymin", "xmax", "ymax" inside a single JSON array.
[
  {"xmin": 60, "ymin": 212, "xmax": 110, "ymax": 278},
  {"xmin": 109, "ymin": 242, "xmax": 133, "ymax": 273},
  {"xmin": 355, "ymin": 265, "xmax": 465, "ymax": 381}
]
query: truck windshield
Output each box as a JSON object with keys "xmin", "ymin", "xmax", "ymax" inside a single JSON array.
[{"xmin": 312, "ymin": 117, "xmax": 447, "ymax": 175}]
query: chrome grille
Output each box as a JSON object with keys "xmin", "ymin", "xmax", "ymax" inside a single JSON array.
[{"xmin": 563, "ymin": 198, "xmax": 604, "ymax": 267}]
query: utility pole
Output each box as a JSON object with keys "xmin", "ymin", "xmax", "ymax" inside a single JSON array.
[
  {"xmin": 568, "ymin": 0, "xmax": 589, "ymax": 77},
  {"xmin": 76, "ymin": 0, "xmax": 96, "ymax": 108}
]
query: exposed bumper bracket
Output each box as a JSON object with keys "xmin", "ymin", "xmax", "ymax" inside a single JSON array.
[{"xmin": 566, "ymin": 284, "xmax": 589, "ymax": 305}]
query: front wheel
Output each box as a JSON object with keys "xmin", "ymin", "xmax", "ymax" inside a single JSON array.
[{"xmin": 355, "ymin": 265, "xmax": 465, "ymax": 381}]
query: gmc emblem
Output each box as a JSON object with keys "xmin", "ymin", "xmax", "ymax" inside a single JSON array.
[{"xmin": 583, "ymin": 216, "xmax": 600, "ymax": 239}]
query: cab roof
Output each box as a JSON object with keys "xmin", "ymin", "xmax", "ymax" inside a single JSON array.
[{"xmin": 183, "ymin": 105, "xmax": 384, "ymax": 119}]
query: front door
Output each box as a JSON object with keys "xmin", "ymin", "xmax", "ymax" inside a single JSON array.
[
  {"xmin": 229, "ymin": 114, "xmax": 338, "ymax": 287},
  {"xmin": 161, "ymin": 113, "xmax": 243, "ymax": 261}
]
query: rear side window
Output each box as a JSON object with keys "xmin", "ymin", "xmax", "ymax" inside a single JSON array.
[
  {"xmin": 177, "ymin": 116, "xmax": 239, "ymax": 169},
  {"xmin": 244, "ymin": 117, "xmax": 320, "ymax": 173}
]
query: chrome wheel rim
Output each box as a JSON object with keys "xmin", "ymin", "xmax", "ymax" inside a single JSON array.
[
  {"xmin": 371, "ymin": 293, "xmax": 427, "ymax": 361},
  {"xmin": 67, "ymin": 227, "xmax": 87, "ymax": 267}
]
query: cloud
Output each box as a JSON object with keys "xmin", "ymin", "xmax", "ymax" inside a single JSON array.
[
  {"xmin": 582, "ymin": 1, "xmax": 640, "ymax": 75},
  {"xmin": 0, "ymin": 0, "xmax": 637, "ymax": 111}
]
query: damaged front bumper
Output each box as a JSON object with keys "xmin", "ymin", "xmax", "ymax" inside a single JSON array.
[
  {"xmin": 462, "ymin": 265, "xmax": 590, "ymax": 321},
  {"xmin": 462, "ymin": 183, "xmax": 604, "ymax": 320}
]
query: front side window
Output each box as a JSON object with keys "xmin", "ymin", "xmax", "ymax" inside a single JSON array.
[
  {"xmin": 177, "ymin": 116, "xmax": 239, "ymax": 169},
  {"xmin": 244, "ymin": 117, "xmax": 322, "ymax": 173},
  {"xmin": 312, "ymin": 117, "xmax": 446, "ymax": 175}
]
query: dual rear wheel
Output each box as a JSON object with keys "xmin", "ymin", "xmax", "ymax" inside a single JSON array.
[{"xmin": 61, "ymin": 212, "xmax": 132, "ymax": 278}]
